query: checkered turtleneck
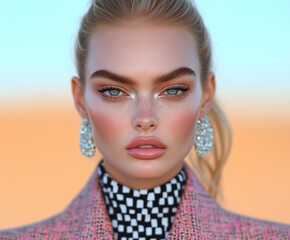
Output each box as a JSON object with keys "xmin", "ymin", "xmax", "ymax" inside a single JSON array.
[{"xmin": 97, "ymin": 160, "xmax": 187, "ymax": 240}]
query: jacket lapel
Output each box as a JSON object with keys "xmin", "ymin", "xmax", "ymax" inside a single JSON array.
[
  {"xmin": 72, "ymin": 164, "xmax": 116, "ymax": 239},
  {"xmin": 168, "ymin": 163, "xmax": 217, "ymax": 239}
]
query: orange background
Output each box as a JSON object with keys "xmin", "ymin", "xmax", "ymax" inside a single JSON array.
[{"xmin": 0, "ymin": 102, "xmax": 289, "ymax": 230}]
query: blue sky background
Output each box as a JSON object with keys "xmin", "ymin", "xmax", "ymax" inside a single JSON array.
[{"xmin": 0, "ymin": 0, "xmax": 289, "ymax": 112}]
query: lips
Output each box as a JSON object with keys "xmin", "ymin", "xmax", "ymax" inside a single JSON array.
[
  {"xmin": 126, "ymin": 136, "xmax": 167, "ymax": 150},
  {"xmin": 126, "ymin": 136, "xmax": 167, "ymax": 160}
]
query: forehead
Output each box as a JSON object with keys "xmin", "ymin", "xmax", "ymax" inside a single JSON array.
[{"xmin": 87, "ymin": 24, "xmax": 200, "ymax": 81}]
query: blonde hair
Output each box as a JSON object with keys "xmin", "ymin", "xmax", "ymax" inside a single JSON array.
[{"xmin": 74, "ymin": 0, "xmax": 232, "ymax": 200}]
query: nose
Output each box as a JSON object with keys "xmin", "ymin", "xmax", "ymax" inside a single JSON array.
[{"xmin": 132, "ymin": 96, "xmax": 158, "ymax": 132}]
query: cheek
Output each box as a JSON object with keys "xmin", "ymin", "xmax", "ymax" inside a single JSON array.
[
  {"xmin": 91, "ymin": 113, "xmax": 119, "ymax": 142},
  {"xmin": 162, "ymin": 92, "xmax": 202, "ymax": 146},
  {"xmin": 90, "ymin": 110, "xmax": 129, "ymax": 150},
  {"xmin": 166, "ymin": 105, "xmax": 199, "ymax": 144},
  {"xmin": 85, "ymin": 92, "xmax": 128, "ymax": 146}
]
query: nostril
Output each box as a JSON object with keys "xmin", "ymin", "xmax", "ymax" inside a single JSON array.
[{"xmin": 135, "ymin": 120, "xmax": 157, "ymax": 130}]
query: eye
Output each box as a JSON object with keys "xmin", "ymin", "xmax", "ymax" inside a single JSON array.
[
  {"xmin": 162, "ymin": 85, "xmax": 190, "ymax": 98},
  {"xmin": 98, "ymin": 84, "xmax": 190, "ymax": 101},
  {"xmin": 106, "ymin": 89, "xmax": 121, "ymax": 96},
  {"xmin": 166, "ymin": 88, "xmax": 181, "ymax": 95},
  {"xmin": 98, "ymin": 86, "xmax": 127, "ymax": 101}
]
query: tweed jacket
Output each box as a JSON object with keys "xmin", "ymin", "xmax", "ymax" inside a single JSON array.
[{"xmin": 0, "ymin": 162, "xmax": 289, "ymax": 239}]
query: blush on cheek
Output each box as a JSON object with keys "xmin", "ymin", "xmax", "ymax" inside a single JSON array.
[
  {"xmin": 171, "ymin": 111, "xmax": 198, "ymax": 143},
  {"xmin": 89, "ymin": 111, "xmax": 123, "ymax": 145},
  {"xmin": 85, "ymin": 90, "xmax": 127, "ymax": 146},
  {"xmin": 164, "ymin": 98, "xmax": 201, "ymax": 151}
]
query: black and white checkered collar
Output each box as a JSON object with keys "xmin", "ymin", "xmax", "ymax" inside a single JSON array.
[{"xmin": 97, "ymin": 160, "xmax": 187, "ymax": 240}]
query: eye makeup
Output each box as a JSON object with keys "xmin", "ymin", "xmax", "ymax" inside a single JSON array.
[
  {"xmin": 97, "ymin": 86, "xmax": 128, "ymax": 102},
  {"xmin": 97, "ymin": 84, "xmax": 191, "ymax": 102}
]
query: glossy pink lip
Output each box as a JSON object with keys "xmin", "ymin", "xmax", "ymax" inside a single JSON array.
[
  {"xmin": 126, "ymin": 136, "xmax": 167, "ymax": 150},
  {"xmin": 126, "ymin": 136, "xmax": 167, "ymax": 160}
]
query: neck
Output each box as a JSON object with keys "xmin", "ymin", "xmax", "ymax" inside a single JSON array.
[
  {"xmin": 98, "ymin": 160, "xmax": 187, "ymax": 240},
  {"xmin": 103, "ymin": 160, "xmax": 184, "ymax": 189}
]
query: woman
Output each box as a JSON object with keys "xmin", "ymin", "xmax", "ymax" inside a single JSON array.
[{"xmin": 0, "ymin": 0, "xmax": 289, "ymax": 239}]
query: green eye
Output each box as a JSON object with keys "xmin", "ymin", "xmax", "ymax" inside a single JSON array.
[
  {"xmin": 98, "ymin": 86, "xmax": 129, "ymax": 101},
  {"xmin": 108, "ymin": 89, "xmax": 121, "ymax": 96},
  {"xmin": 167, "ymin": 89, "xmax": 179, "ymax": 95},
  {"xmin": 163, "ymin": 85, "xmax": 190, "ymax": 98}
]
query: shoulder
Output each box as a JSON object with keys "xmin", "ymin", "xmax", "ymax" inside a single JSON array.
[
  {"xmin": 215, "ymin": 205, "xmax": 290, "ymax": 239},
  {"xmin": 0, "ymin": 212, "xmax": 67, "ymax": 239},
  {"xmin": 178, "ymin": 164, "xmax": 290, "ymax": 239},
  {"xmin": 0, "ymin": 208, "xmax": 88, "ymax": 240},
  {"xmin": 0, "ymin": 164, "xmax": 115, "ymax": 239}
]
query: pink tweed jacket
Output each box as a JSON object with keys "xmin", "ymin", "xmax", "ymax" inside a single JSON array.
[{"xmin": 0, "ymin": 162, "xmax": 289, "ymax": 239}]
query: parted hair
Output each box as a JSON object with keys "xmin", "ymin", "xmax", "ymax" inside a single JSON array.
[{"xmin": 74, "ymin": 0, "xmax": 232, "ymax": 200}]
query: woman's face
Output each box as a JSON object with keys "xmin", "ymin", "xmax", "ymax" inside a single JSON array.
[{"xmin": 72, "ymin": 23, "xmax": 215, "ymax": 189}]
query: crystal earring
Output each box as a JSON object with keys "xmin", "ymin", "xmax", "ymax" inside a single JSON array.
[
  {"xmin": 79, "ymin": 118, "xmax": 96, "ymax": 158},
  {"xmin": 194, "ymin": 115, "xmax": 214, "ymax": 157}
]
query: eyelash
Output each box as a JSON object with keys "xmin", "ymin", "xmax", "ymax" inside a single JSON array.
[{"xmin": 97, "ymin": 84, "xmax": 190, "ymax": 101}]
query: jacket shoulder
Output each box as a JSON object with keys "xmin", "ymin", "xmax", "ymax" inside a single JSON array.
[
  {"xmin": 0, "ymin": 211, "xmax": 76, "ymax": 239},
  {"xmin": 0, "ymin": 163, "xmax": 115, "ymax": 239},
  {"xmin": 215, "ymin": 205, "xmax": 290, "ymax": 239},
  {"xmin": 176, "ymin": 164, "xmax": 290, "ymax": 239}
]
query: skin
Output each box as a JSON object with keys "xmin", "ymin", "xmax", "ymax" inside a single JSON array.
[{"xmin": 71, "ymin": 23, "xmax": 216, "ymax": 189}]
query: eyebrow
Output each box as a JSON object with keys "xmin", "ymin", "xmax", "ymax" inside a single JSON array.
[{"xmin": 90, "ymin": 67, "xmax": 196, "ymax": 86}]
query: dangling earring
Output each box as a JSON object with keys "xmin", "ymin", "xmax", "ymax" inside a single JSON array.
[
  {"xmin": 79, "ymin": 118, "xmax": 96, "ymax": 158},
  {"xmin": 194, "ymin": 115, "xmax": 214, "ymax": 157}
]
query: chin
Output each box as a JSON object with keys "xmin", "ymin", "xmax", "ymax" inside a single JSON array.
[{"xmin": 128, "ymin": 159, "xmax": 169, "ymax": 178}]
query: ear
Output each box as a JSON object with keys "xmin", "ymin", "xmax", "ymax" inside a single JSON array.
[
  {"xmin": 71, "ymin": 76, "xmax": 89, "ymax": 119},
  {"xmin": 199, "ymin": 72, "xmax": 216, "ymax": 119}
]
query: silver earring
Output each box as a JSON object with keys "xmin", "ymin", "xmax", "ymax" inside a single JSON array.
[
  {"xmin": 194, "ymin": 115, "xmax": 214, "ymax": 157},
  {"xmin": 79, "ymin": 118, "xmax": 96, "ymax": 158}
]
